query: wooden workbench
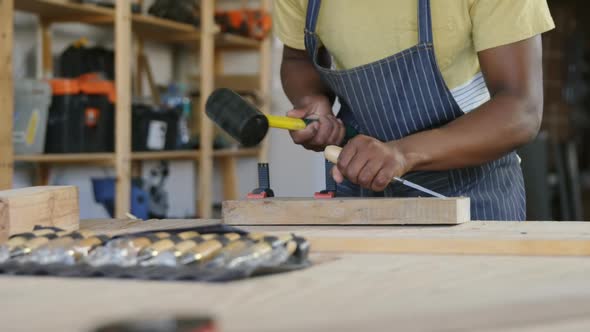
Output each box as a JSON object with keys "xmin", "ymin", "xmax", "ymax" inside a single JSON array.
[{"xmin": 1, "ymin": 219, "xmax": 590, "ymax": 332}]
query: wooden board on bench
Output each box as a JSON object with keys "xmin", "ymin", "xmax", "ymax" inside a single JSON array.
[
  {"xmin": 222, "ymin": 197, "xmax": 470, "ymax": 225},
  {"xmin": 0, "ymin": 186, "xmax": 79, "ymax": 241}
]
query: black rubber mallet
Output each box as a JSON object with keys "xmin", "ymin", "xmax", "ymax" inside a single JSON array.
[{"xmin": 205, "ymin": 88, "xmax": 358, "ymax": 147}]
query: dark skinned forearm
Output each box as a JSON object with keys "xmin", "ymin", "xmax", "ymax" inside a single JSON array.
[
  {"xmin": 394, "ymin": 36, "xmax": 544, "ymax": 172},
  {"xmin": 281, "ymin": 45, "xmax": 334, "ymax": 108}
]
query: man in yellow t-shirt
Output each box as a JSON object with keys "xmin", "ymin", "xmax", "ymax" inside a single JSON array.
[{"xmin": 274, "ymin": 0, "xmax": 554, "ymax": 221}]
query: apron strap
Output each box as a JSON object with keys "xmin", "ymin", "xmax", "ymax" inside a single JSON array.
[
  {"xmin": 418, "ymin": 0, "xmax": 434, "ymax": 44},
  {"xmin": 304, "ymin": 0, "xmax": 322, "ymax": 58}
]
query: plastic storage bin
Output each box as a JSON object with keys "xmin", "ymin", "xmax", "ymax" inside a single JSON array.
[
  {"xmin": 13, "ymin": 80, "xmax": 52, "ymax": 155},
  {"xmin": 132, "ymin": 104, "xmax": 179, "ymax": 152}
]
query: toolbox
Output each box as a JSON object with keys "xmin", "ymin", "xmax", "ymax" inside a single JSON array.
[
  {"xmin": 45, "ymin": 76, "xmax": 115, "ymax": 153},
  {"xmin": 132, "ymin": 103, "xmax": 180, "ymax": 152},
  {"xmin": 58, "ymin": 43, "xmax": 115, "ymax": 81}
]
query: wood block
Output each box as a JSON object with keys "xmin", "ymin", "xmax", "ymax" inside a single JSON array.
[
  {"xmin": 222, "ymin": 197, "xmax": 470, "ymax": 225},
  {"xmin": 0, "ymin": 186, "xmax": 80, "ymax": 242}
]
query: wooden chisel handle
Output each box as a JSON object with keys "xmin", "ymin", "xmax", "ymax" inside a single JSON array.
[{"xmin": 324, "ymin": 146, "xmax": 447, "ymax": 198}]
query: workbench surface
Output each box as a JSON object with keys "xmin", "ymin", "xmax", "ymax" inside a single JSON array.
[{"xmin": 1, "ymin": 219, "xmax": 590, "ymax": 332}]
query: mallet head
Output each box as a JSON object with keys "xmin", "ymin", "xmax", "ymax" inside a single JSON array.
[{"xmin": 205, "ymin": 88, "xmax": 269, "ymax": 147}]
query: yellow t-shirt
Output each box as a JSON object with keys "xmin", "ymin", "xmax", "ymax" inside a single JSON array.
[{"xmin": 274, "ymin": 0, "xmax": 555, "ymax": 111}]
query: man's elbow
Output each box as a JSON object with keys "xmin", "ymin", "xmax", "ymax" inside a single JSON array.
[{"xmin": 515, "ymin": 92, "xmax": 543, "ymax": 146}]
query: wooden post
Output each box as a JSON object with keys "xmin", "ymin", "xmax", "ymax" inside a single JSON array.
[
  {"xmin": 36, "ymin": 19, "xmax": 53, "ymax": 186},
  {"xmin": 0, "ymin": 0, "xmax": 14, "ymax": 190},
  {"xmin": 40, "ymin": 19, "xmax": 53, "ymax": 78},
  {"xmin": 134, "ymin": 37, "xmax": 144, "ymax": 97},
  {"xmin": 220, "ymin": 156, "xmax": 238, "ymax": 200},
  {"xmin": 115, "ymin": 0, "xmax": 132, "ymax": 218},
  {"xmin": 140, "ymin": 54, "xmax": 161, "ymax": 105},
  {"xmin": 198, "ymin": 0, "xmax": 215, "ymax": 218},
  {"xmin": 257, "ymin": 0, "xmax": 272, "ymax": 163},
  {"xmin": 215, "ymin": 50, "xmax": 239, "ymax": 201}
]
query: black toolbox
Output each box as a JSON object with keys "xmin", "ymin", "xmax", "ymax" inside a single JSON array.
[
  {"xmin": 45, "ymin": 76, "xmax": 115, "ymax": 153},
  {"xmin": 132, "ymin": 103, "xmax": 180, "ymax": 152}
]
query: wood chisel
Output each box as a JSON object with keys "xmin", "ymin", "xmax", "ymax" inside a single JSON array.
[
  {"xmin": 85, "ymin": 231, "xmax": 173, "ymax": 266},
  {"xmin": 210, "ymin": 234, "xmax": 295, "ymax": 270},
  {"xmin": 136, "ymin": 231, "xmax": 202, "ymax": 261},
  {"xmin": 11, "ymin": 230, "xmax": 94, "ymax": 258},
  {"xmin": 27, "ymin": 234, "xmax": 112, "ymax": 265},
  {"xmin": 123, "ymin": 231, "xmax": 172, "ymax": 250},
  {"xmin": 324, "ymin": 145, "xmax": 447, "ymax": 198},
  {"xmin": 0, "ymin": 229, "xmax": 64, "ymax": 263},
  {"xmin": 4, "ymin": 229, "xmax": 60, "ymax": 250},
  {"xmin": 179, "ymin": 233, "xmax": 243, "ymax": 265}
]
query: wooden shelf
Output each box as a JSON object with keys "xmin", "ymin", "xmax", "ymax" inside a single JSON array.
[
  {"xmin": 13, "ymin": 148, "xmax": 258, "ymax": 164},
  {"xmin": 131, "ymin": 13, "xmax": 199, "ymax": 43},
  {"xmin": 15, "ymin": 0, "xmax": 113, "ymax": 20},
  {"xmin": 216, "ymin": 34, "xmax": 261, "ymax": 49},
  {"xmin": 213, "ymin": 148, "xmax": 259, "ymax": 158},
  {"xmin": 14, "ymin": 153, "xmax": 114, "ymax": 164},
  {"xmin": 6, "ymin": 0, "xmax": 272, "ymax": 218},
  {"xmin": 190, "ymin": 74, "xmax": 260, "ymax": 93},
  {"xmin": 14, "ymin": 0, "xmax": 259, "ymax": 47},
  {"xmin": 131, "ymin": 150, "xmax": 200, "ymax": 161}
]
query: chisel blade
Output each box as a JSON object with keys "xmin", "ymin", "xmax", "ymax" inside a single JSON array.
[{"xmin": 393, "ymin": 177, "xmax": 447, "ymax": 198}]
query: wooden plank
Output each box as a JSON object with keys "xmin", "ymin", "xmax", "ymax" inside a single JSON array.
[
  {"xmin": 80, "ymin": 219, "xmax": 590, "ymax": 241},
  {"xmin": 1, "ymin": 254, "xmax": 590, "ymax": 332},
  {"xmin": 0, "ymin": 186, "xmax": 79, "ymax": 241},
  {"xmin": 223, "ymin": 197, "xmax": 471, "ymax": 225},
  {"xmin": 240, "ymin": 222, "xmax": 590, "ymax": 240},
  {"xmin": 78, "ymin": 219, "xmax": 590, "ymax": 256},
  {"xmin": 0, "ymin": 0, "xmax": 14, "ymax": 190},
  {"xmin": 114, "ymin": 0, "xmax": 132, "ymax": 218},
  {"xmin": 81, "ymin": 219, "xmax": 218, "ymax": 236},
  {"xmin": 308, "ymin": 237, "xmax": 590, "ymax": 257},
  {"xmin": 198, "ymin": 0, "xmax": 215, "ymax": 219}
]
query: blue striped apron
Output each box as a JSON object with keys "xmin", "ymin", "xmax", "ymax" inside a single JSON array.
[{"xmin": 304, "ymin": 0, "xmax": 526, "ymax": 221}]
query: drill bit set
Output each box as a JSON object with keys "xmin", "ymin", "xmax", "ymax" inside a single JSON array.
[{"xmin": 0, "ymin": 225, "xmax": 310, "ymax": 282}]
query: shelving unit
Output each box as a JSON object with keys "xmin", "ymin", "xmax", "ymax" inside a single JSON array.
[{"xmin": 1, "ymin": 0, "xmax": 272, "ymax": 218}]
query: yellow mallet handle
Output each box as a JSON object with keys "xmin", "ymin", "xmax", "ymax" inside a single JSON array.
[{"xmin": 266, "ymin": 115, "xmax": 307, "ymax": 130}]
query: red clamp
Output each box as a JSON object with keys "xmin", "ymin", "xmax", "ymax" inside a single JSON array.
[
  {"xmin": 314, "ymin": 191, "xmax": 336, "ymax": 199},
  {"xmin": 247, "ymin": 192, "xmax": 268, "ymax": 199},
  {"xmin": 247, "ymin": 188, "xmax": 274, "ymax": 200}
]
